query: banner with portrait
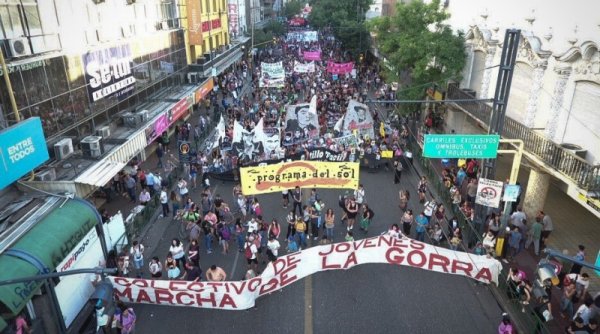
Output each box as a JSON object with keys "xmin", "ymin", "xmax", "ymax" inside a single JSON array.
[
  {"xmin": 341, "ymin": 100, "xmax": 375, "ymax": 139},
  {"xmin": 293, "ymin": 61, "xmax": 316, "ymax": 73},
  {"xmin": 259, "ymin": 62, "xmax": 285, "ymax": 88},
  {"xmin": 283, "ymin": 96, "xmax": 319, "ymax": 146},
  {"xmin": 260, "ymin": 126, "xmax": 281, "ymax": 158},
  {"xmin": 240, "ymin": 161, "xmax": 359, "ymax": 195},
  {"xmin": 232, "ymin": 118, "xmax": 265, "ymax": 160},
  {"xmin": 214, "ymin": 115, "xmax": 227, "ymax": 150}
]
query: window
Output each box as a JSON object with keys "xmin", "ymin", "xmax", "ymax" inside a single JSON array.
[{"xmin": 0, "ymin": 2, "xmax": 42, "ymax": 39}]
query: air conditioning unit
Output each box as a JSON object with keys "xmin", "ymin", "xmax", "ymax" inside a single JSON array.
[
  {"xmin": 96, "ymin": 125, "xmax": 111, "ymax": 138},
  {"xmin": 126, "ymin": 0, "xmax": 136, "ymax": 4},
  {"xmin": 187, "ymin": 72, "xmax": 198, "ymax": 84},
  {"xmin": 54, "ymin": 138, "xmax": 74, "ymax": 160},
  {"xmin": 161, "ymin": 21, "xmax": 169, "ymax": 30},
  {"xmin": 122, "ymin": 112, "xmax": 140, "ymax": 128},
  {"xmin": 137, "ymin": 109, "xmax": 149, "ymax": 123},
  {"xmin": 81, "ymin": 136, "xmax": 104, "ymax": 158},
  {"xmin": 5, "ymin": 38, "xmax": 32, "ymax": 58},
  {"xmin": 35, "ymin": 168, "xmax": 57, "ymax": 181},
  {"xmin": 92, "ymin": 0, "xmax": 106, "ymax": 4}
]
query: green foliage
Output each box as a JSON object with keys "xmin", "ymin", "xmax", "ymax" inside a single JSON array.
[
  {"xmin": 309, "ymin": 0, "xmax": 373, "ymax": 58},
  {"xmin": 369, "ymin": 0, "xmax": 466, "ymax": 112},
  {"xmin": 283, "ymin": 0, "xmax": 304, "ymax": 19},
  {"xmin": 253, "ymin": 21, "xmax": 286, "ymax": 48},
  {"xmin": 264, "ymin": 20, "xmax": 286, "ymax": 37}
]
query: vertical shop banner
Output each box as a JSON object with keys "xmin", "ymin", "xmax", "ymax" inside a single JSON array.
[
  {"xmin": 228, "ymin": 4, "xmax": 239, "ymax": 35},
  {"xmin": 259, "ymin": 62, "xmax": 285, "ymax": 87},
  {"xmin": 475, "ymin": 178, "xmax": 504, "ymax": 208},
  {"xmin": 342, "ymin": 100, "xmax": 375, "ymax": 139},
  {"xmin": 240, "ymin": 161, "xmax": 359, "ymax": 195},
  {"xmin": 187, "ymin": 0, "xmax": 203, "ymax": 45},
  {"xmin": 303, "ymin": 51, "xmax": 321, "ymax": 61},
  {"xmin": 0, "ymin": 117, "xmax": 49, "ymax": 189},
  {"xmin": 82, "ymin": 44, "xmax": 136, "ymax": 102}
]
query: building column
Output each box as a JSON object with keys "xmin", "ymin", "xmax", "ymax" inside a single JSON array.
[
  {"xmin": 523, "ymin": 60, "xmax": 548, "ymax": 127},
  {"xmin": 479, "ymin": 44, "xmax": 497, "ymax": 99},
  {"xmin": 522, "ymin": 168, "xmax": 550, "ymax": 220},
  {"xmin": 545, "ymin": 66, "xmax": 572, "ymax": 141}
]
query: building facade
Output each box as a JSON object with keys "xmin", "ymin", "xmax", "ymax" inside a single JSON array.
[{"xmin": 446, "ymin": 0, "xmax": 600, "ymax": 165}]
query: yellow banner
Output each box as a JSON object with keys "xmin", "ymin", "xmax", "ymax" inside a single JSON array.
[
  {"xmin": 240, "ymin": 161, "xmax": 360, "ymax": 195},
  {"xmin": 381, "ymin": 150, "xmax": 393, "ymax": 158}
]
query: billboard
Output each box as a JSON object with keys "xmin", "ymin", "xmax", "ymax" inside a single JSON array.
[
  {"xmin": 0, "ymin": 117, "xmax": 49, "ymax": 189},
  {"xmin": 82, "ymin": 44, "xmax": 136, "ymax": 102},
  {"xmin": 187, "ymin": 0, "xmax": 203, "ymax": 45}
]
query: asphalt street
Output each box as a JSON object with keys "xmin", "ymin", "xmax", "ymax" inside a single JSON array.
[{"xmin": 132, "ymin": 165, "xmax": 504, "ymax": 333}]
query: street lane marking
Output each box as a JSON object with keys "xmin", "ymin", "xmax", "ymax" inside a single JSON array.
[{"xmin": 304, "ymin": 275, "xmax": 313, "ymax": 334}]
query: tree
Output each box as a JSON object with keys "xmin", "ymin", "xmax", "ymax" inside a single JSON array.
[
  {"xmin": 283, "ymin": 0, "xmax": 303, "ymax": 19},
  {"xmin": 368, "ymin": 0, "xmax": 466, "ymax": 112},
  {"xmin": 309, "ymin": 0, "xmax": 373, "ymax": 58}
]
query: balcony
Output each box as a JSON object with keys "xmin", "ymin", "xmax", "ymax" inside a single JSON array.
[
  {"xmin": 447, "ymin": 83, "xmax": 600, "ymax": 192},
  {"xmin": 189, "ymin": 40, "xmax": 247, "ymax": 77}
]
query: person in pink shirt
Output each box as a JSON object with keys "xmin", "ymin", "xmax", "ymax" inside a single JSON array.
[{"xmin": 498, "ymin": 313, "xmax": 514, "ymax": 334}]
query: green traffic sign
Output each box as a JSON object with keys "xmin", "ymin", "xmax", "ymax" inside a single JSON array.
[{"xmin": 423, "ymin": 134, "xmax": 500, "ymax": 159}]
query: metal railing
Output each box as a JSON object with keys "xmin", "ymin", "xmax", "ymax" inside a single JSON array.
[
  {"xmin": 405, "ymin": 120, "xmax": 551, "ymax": 333},
  {"xmin": 447, "ymin": 84, "xmax": 600, "ymax": 191}
]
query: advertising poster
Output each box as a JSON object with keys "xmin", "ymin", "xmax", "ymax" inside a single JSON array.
[
  {"xmin": 82, "ymin": 44, "xmax": 136, "ymax": 102},
  {"xmin": 240, "ymin": 161, "xmax": 359, "ymax": 195}
]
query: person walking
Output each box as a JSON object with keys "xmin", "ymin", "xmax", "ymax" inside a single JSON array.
[
  {"xmin": 130, "ymin": 241, "xmax": 145, "ymax": 278},
  {"xmin": 401, "ymin": 209, "xmax": 414, "ymax": 236},
  {"xmin": 292, "ymin": 186, "xmax": 302, "ymax": 217},
  {"xmin": 415, "ymin": 212, "xmax": 428, "ymax": 242},
  {"xmin": 345, "ymin": 197, "xmax": 358, "ymax": 231},
  {"xmin": 526, "ymin": 216, "xmax": 543, "ymax": 256},
  {"xmin": 148, "ymin": 256, "xmax": 162, "ymax": 278},
  {"xmin": 399, "ymin": 190, "xmax": 409, "ymax": 212},
  {"xmin": 393, "ymin": 159, "xmax": 403, "ymax": 184},
  {"xmin": 206, "ymin": 265, "xmax": 227, "ymax": 281},
  {"xmin": 159, "ymin": 187, "xmax": 169, "ymax": 218},
  {"xmin": 417, "ymin": 176, "xmax": 428, "ymax": 203},
  {"xmin": 294, "ymin": 217, "xmax": 308, "ymax": 249},
  {"xmin": 169, "ymin": 238, "xmax": 186, "ymax": 271},
  {"xmin": 324, "ymin": 208, "xmax": 335, "ymax": 242},
  {"xmin": 359, "ymin": 204, "xmax": 374, "ymax": 234},
  {"xmin": 244, "ymin": 235, "xmax": 259, "ymax": 274},
  {"xmin": 266, "ymin": 235, "xmax": 281, "ymax": 262},
  {"xmin": 116, "ymin": 303, "xmax": 136, "ymax": 334}
]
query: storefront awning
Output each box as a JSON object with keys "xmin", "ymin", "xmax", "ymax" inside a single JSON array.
[
  {"xmin": 74, "ymin": 160, "xmax": 126, "ymax": 187},
  {"xmin": 0, "ymin": 198, "xmax": 100, "ymax": 315}
]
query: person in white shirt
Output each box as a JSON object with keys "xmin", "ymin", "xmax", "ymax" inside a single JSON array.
[
  {"xmin": 246, "ymin": 218, "xmax": 258, "ymax": 234},
  {"xmin": 159, "ymin": 187, "xmax": 169, "ymax": 218},
  {"xmin": 354, "ymin": 184, "xmax": 366, "ymax": 205},
  {"xmin": 423, "ymin": 199, "xmax": 437, "ymax": 224},
  {"xmin": 130, "ymin": 241, "xmax": 144, "ymax": 278},
  {"xmin": 245, "ymin": 236, "xmax": 258, "ymax": 273},
  {"xmin": 266, "ymin": 235, "xmax": 281, "ymax": 262},
  {"xmin": 574, "ymin": 298, "xmax": 593, "ymax": 325},
  {"xmin": 567, "ymin": 273, "xmax": 590, "ymax": 300}
]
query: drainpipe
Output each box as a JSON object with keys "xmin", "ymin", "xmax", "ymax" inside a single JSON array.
[{"xmin": 0, "ymin": 48, "xmax": 20, "ymax": 122}]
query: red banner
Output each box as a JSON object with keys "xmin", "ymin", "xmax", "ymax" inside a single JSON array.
[
  {"xmin": 195, "ymin": 77, "xmax": 214, "ymax": 103},
  {"xmin": 171, "ymin": 96, "xmax": 192, "ymax": 124}
]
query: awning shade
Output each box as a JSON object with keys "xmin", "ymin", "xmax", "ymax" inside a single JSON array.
[
  {"xmin": 0, "ymin": 198, "xmax": 100, "ymax": 315},
  {"xmin": 75, "ymin": 160, "xmax": 126, "ymax": 187}
]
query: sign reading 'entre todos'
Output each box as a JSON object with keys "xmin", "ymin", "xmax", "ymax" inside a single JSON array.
[
  {"xmin": 240, "ymin": 161, "xmax": 359, "ymax": 195},
  {"xmin": 423, "ymin": 134, "xmax": 500, "ymax": 159}
]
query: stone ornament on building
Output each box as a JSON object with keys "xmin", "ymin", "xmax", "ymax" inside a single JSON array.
[
  {"xmin": 480, "ymin": 44, "xmax": 498, "ymax": 99},
  {"xmin": 465, "ymin": 26, "xmax": 495, "ymax": 53},
  {"xmin": 557, "ymin": 42, "xmax": 600, "ymax": 85},
  {"xmin": 545, "ymin": 65, "xmax": 572, "ymax": 141}
]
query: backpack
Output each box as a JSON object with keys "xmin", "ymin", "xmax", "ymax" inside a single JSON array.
[
  {"xmin": 244, "ymin": 243, "xmax": 252, "ymax": 259},
  {"xmin": 221, "ymin": 226, "xmax": 231, "ymax": 240}
]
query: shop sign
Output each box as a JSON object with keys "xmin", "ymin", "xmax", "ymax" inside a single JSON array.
[
  {"xmin": 82, "ymin": 44, "xmax": 136, "ymax": 102},
  {"xmin": 171, "ymin": 95, "xmax": 193, "ymax": 124},
  {"xmin": 0, "ymin": 117, "xmax": 49, "ymax": 189},
  {"xmin": 195, "ymin": 77, "xmax": 214, "ymax": 103},
  {"xmin": 145, "ymin": 112, "xmax": 169, "ymax": 143}
]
